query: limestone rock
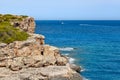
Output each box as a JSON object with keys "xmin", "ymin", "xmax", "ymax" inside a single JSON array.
[
  {"xmin": 0, "ymin": 66, "xmax": 82, "ymax": 80},
  {"xmin": 69, "ymin": 64, "xmax": 81, "ymax": 73},
  {"xmin": 0, "ymin": 14, "xmax": 82, "ymax": 80},
  {"xmin": 0, "ymin": 34, "xmax": 68, "ymax": 70},
  {"xmin": 7, "ymin": 57, "xmax": 23, "ymax": 71},
  {"xmin": 0, "ymin": 43, "xmax": 7, "ymax": 48},
  {"xmin": 0, "ymin": 32, "xmax": 82, "ymax": 80},
  {"xmin": 12, "ymin": 17, "xmax": 35, "ymax": 33}
]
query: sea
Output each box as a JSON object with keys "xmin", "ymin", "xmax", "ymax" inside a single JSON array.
[{"xmin": 35, "ymin": 20, "xmax": 120, "ymax": 80}]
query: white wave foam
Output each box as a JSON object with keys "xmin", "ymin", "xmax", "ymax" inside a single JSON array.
[
  {"xmin": 79, "ymin": 24, "xmax": 96, "ymax": 27},
  {"xmin": 83, "ymin": 78, "xmax": 90, "ymax": 80},
  {"xmin": 64, "ymin": 53, "xmax": 69, "ymax": 56},
  {"xmin": 79, "ymin": 24, "xmax": 113, "ymax": 27},
  {"xmin": 68, "ymin": 57, "xmax": 75, "ymax": 63},
  {"xmin": 59, "ymin": 47, "xmax": 74, "ymax": 51},
  {"xmin": 83, "ymin": 78, "xmax": 89, "ymax": 80},
  {"xmin": 81, "ymin": 68, "xmax": 85, "ymax": 72},
  {"xmin": 79, "ymin": 24, "xmax": 90, "ymax": 26}
]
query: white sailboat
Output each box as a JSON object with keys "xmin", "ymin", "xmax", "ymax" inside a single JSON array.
[{"xmin": 61, "ymin": 22, "xmax": 64, "ymax": 24}]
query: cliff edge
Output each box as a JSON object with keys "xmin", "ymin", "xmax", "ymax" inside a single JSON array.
[{"xmin": 0, "ymin": 14, "xmax": 82, "ymax": 80}]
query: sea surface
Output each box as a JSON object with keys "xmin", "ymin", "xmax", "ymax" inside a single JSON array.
[{"xmin": 35, "ymin": 20, "xmax": 120, "ymax": 80}]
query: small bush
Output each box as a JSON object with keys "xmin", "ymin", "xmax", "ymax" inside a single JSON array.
[
  {"xmin": 21, "ymin": 15, "xmax": 28, "ymax": 18},
  {"xmin": 0, "ymin": 14, "xmax": 28, "ymax": 22},
  {"xmin": 0, "ymin": 22, "xmax": 29, "ymax": 44},
  {"xmin": 0, "ymin": 14, "xmax": 29, "ymax": 43}
]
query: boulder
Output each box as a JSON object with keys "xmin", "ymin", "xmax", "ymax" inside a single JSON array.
[
  {"xmin": 7, "ymin": 57, "xmax": 23, "ymax": 71},
  {"xmin": 69, "ymin": 64, "xmax": 81, "ymax": 73},
  {"xmin": 0, "ymin": 43, "xmax": 7, "ymax": 48},
  {"xmin": 0, "ymin": 66, "xmax": 83, "ymax": 80}
]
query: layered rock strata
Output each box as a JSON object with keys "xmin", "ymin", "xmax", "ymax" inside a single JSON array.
[{"xmin": 0, "ymin": 15, "xmax": 82, "ymax": 80}]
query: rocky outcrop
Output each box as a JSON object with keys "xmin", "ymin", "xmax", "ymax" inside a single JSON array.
[
  {"xmin": 0, "ymin": 15, "xmax": 82, "ymax": 80},
  {"xmin": 0, "ymin": 14, "xmax": 35, "ymax": 33},
  {"xmin": 0, "ymin": 34, "xmax": 81, "ymax": 80},
  {"xmin": 0, "ymin": 66, "xmax": 82, "ymax": 80},
  {"xmin": 11, "ymin": 17, "xmax": 35, "ymax": 33},
  {"xmin": 0, "ymin": 34, "xmax": 68, "ymax": 70},
  {"xmin": 69, "ymin": 64, "xmax": 81, "ymax": 73}
]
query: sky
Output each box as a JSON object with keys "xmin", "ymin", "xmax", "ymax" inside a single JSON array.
[{"xmin": 0, "ymin": 0, "xmax": 120, "ymax": 20}]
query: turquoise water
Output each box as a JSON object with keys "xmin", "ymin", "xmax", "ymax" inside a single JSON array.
[{"xmin": 35, "ymin": 20, "xmax": 120, "ymax": 80}]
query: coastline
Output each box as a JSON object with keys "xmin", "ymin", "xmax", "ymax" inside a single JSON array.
[{"xmin": 0, "ymin": 14, "xmax": 83, "ymax": 80}]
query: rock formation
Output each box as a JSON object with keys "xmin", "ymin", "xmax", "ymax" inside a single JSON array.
[
  {"xmin": 12, "ymin": 17, "xmax": 35, "ymax": 33},
  {"xmin": 0, "ymin": 15, "xmax": 82, "ymax": 80}
]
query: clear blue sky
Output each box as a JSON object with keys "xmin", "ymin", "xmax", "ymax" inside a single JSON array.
[{"xmin": 0, "ymin": 0, "xmax": 120, "ymax": 20}]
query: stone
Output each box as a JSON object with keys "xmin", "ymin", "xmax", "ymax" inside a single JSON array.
[
  {"xmin": 0, "ymin": 61, "xmax": 6, "ymax": 67},
  {"xmin": 0, "ymin": 66, "xmax": 82, "ymax": 80},
  {"xmin": 56, "ymin": 56, "xmax": 68, "ymax": 66},
  {"xmin": 0, "ymin": 43, "xmax": 7, "ymax": 48},
  {"xmin": 69, "ymin": 64, "xmax": 81, "ymax": 73},
  {"xmin": 12, "ymin": 17, "xmax": 36, "ymax": 33},
  {"xmin": 7, "ymin": 57, "xmax": 23, "ymax": 71},
  {"xmin": 0, "ymin": 36, "xmax": 82, "ymax": 79},
  {"xmin": 0, "ymin": 14, "xmax": 83, "ymax": 80}
]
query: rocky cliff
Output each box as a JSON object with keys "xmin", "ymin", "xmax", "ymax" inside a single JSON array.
[
  {"xmin": 11, "ymin": 16, "xmax": 35, "ymax": 33},
  {"xmin": 0, "ymin": 14, "xmax": 82, "ymax": 80}
]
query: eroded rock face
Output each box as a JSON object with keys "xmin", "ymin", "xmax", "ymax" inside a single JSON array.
[
  {"xmin": 0, "ymin": 66, "xmax": 82, "ymax": 80},
  {"xmin": 11, "ymin": 17, "xmax": 35, "ymax": 33},
  {"xmin": 0, "ymin": 34, "xmax": 68, "ymax": 71},
  {"xmin": 0, "ymin": 34, "xmax": 81, "ymax": 80},
  {"xmin": 0, "ymin": 15, "xmax": 82, "ymax": 80}
]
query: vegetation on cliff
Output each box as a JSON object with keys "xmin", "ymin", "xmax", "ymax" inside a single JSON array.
[
  {"xmin": 0, "ymin": 14, "xmax": 29, "ymax": 43},
  {"xmin": 0, "ymin": 14, "xmax": 28, "ymax": 22}
]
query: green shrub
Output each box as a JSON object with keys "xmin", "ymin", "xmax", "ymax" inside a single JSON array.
[
  {"xmin": 0, "ymin": 14, "xmax": 28, "ymax": 22},
  {"xmin": 18, "ymin": 18, "xmax": 23, "ymax": 21},
  {"xmin": 21, "ymin": 15, "xmax": 28, "ymax": 18},
  {"xmin": 2, "ymin": 14, "xmax": 17, "ymax": 21},
  {"xmin": 0, "ymin": 14, "xmax": 29, "ymax": 43},
  {"xmin": 0, "ymin": 22, "xmax": 29, "ymax": 44}
]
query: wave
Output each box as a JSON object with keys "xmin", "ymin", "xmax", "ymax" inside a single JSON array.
[
  {"xmin": 79, "ymin": 24, "xmax": 100, "ymax": 27},
  {"xmin": 72, "ymin": 65, "xmax": 85, "ymax": 72},
  {"xmin": 64, "ymin": 53, "xmax": 69, "ymax": 56},
  {"xmin": 59, "ymin": 47, "xmax": 74, "ymax": 51},
  {"xmin": 79, "ymin": 24, "xmax": 113, "ymax": 27},
  {"xmin": 80, "ymin": 66, "xmax": 85, "ymax": 72},
  {"xmin": 79, "ymin": 24, "xmax": 91, "ymax": 26},
  {"xmin": 83, "ymin": 77, "xmax": 89, "ymax": 80},
  {"xmin": 68, "ymin": 57, "xmax": 76, "ymax": 63}
]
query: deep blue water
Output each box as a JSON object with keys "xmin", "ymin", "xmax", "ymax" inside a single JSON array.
[{"xmin": 35, "ymin": 20, "xmax": 120, "ymax": 80}]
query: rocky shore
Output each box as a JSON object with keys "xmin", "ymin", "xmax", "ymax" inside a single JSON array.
[{"xmin": 0, "ymin": 15, "xmax": 83, "ymax": 80}]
